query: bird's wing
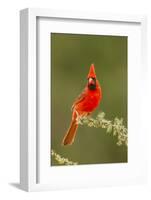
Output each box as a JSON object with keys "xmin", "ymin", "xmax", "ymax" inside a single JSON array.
[{"xmin": 71, "ymin": 87, "xmax": 87, "ymax": 111}]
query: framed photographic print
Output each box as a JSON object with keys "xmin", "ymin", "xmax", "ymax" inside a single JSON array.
[{"xmin": 20, "ymin": 8, "xmax": 147, "ymax": 191}]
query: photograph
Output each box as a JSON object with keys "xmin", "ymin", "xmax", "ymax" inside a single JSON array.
[{"xmin": 51, "ymin": 33, "xmax": 128, "ymax": 166}]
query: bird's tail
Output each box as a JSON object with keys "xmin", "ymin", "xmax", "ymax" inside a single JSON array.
[{"xmin": 62, "ymin": 119, "xmax": 78, "ymax": 145}]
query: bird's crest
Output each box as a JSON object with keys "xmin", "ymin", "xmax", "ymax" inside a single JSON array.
[{"xmin": 87, "ymin": 64, "xmax": 96, "ymax": 78}]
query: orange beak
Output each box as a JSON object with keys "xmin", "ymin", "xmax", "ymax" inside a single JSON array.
[{"xmin": 87, "ymin": 64, "xmax": 96, "ymax": 79}]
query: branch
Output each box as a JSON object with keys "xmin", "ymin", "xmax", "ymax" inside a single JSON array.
[
  {"xmin": 78, "ymin": 111, "xmax": 128, "ymax": 146},
  {"xmin": 51, "ymin": 149, "xmax": 78, "ymax": 165},
  {"xmin": 51, "ymin": 112, "xmax": 127, "ymax": 165}
]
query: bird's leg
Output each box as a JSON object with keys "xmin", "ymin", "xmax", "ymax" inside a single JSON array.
[
  {"xmin": 75, "ymin": 110, "xmax": 85, "ymax": 124},
  {"xmin": 75, "ymin": 110, "xmax": 81, "ymax": 124},
  {"xmin": 77, "ymin": 112, "xmax": 90, "ymax": 124},
  {"xmin": 74, "ymin": 110, "xmax": 91, "ymax": 124}
]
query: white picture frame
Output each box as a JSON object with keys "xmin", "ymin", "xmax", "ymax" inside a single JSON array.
[{"xmin": 20, "ymin": 8, "xmax": 147, "ymax": 191}]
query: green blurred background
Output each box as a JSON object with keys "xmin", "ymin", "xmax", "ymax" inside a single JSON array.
[{"xmin": 51, "ymin": 33, "xmax": 127, "ymax": 166}]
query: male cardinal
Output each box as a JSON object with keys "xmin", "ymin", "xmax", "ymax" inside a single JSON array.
[{"xmin": 62, "ymin": 64, "xmax": 102, "ymax": 145}]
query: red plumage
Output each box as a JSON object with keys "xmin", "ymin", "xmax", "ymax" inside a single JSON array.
[{"xmin": 62, "ymin": 64, "xmax": 102, "ymax": 145}]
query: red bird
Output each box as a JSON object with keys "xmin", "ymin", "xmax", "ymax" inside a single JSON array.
[{"xmin": 62, "ymin": 64, "xmax": 102, "ymax": 145}]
